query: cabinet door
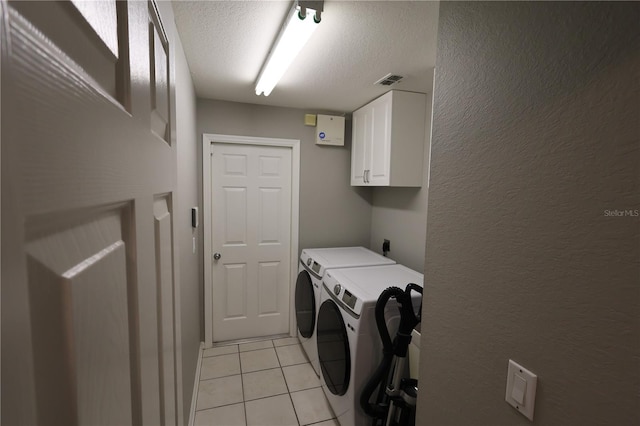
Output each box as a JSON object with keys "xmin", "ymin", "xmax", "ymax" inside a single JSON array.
[
  {"xmin": 350, "ymin": 107, "xmax": 369, "ymax": 185},
  {"xmin": 368, "ymin": 94, "xmax": 392, "ymax": 185}
]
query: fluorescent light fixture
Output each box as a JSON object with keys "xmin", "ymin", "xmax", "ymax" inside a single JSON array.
[{"xmin": 255, "ymin": 1, "xmax": 323, "ymax": 96}]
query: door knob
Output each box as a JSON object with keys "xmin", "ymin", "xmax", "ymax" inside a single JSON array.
[{"xmin": 213, "ymin": 253, "xmax": 222, "ymax": 260}]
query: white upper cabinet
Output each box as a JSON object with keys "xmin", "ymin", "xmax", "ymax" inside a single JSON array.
[{"xmin": 350, "ymin": 90, "xmax": 427, "ymax": 187}]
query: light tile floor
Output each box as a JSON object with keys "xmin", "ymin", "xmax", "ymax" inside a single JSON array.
[{"xmin": 194, "ymin": 337, "xmax": 338, "ymax": 426}]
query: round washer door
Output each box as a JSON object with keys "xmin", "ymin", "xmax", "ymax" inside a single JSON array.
[
  {"xmin": 295, "ymin": 270, "xmax": 315, "ymax": 338},
  {"xmin": 317, "ymin": 299, "xmax": 350, "ymax": 396}
]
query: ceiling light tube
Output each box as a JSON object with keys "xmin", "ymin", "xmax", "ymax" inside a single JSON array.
[{"xmin": 255, "ymin": 1, "xmax": 322, "ymax": 96}]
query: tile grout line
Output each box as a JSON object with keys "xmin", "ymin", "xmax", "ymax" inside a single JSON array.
[
  {"xmin": 275, "ymin": 340, "xmax": 303, "ymax": 426},
  {"xmin": 210, "ymin": 334, "xmax": 292, "ymax": 348},
  {"xmin": 199, "ymin": 351, "xmax": 241, "ymax": 382},
  {"xmin": 240, "ymin": 346, "xmax": 282, "ymax": 375},
  {"xmin": 241, "ymin": 366, "xmax": 289, "ymax": 403},
  {"xmin": 193, "ymin": 400, "xmax": 247, "ymax": 413},
  {"xmin": 200, "ymin": 340, "xmax": 327, "ymax": 425},
  {"xmin": 238, "ymin": 349, "xmax": 248, "ymax": 426},
  {"xmin": 287, "ymin": 362, "xmax": 337, "ymax": 425},
  {"xmin": 194, "ymin": 349, "xmax": 245, "ymax": 416},
  {"xmin": 220, "ymin": 343, "xmax": 297, "ymax": 354}
]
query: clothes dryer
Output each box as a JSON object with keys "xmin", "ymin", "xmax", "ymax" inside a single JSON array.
[
  {"xmin": 316, "ymin": 264, "xmax": 423, "ymax": 426},
  {"xmin": 295, "ymin": 247, "xmax": 395, "ymax": 376}
]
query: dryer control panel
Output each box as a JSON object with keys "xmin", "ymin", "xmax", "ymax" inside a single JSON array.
[
  {"xmin": 300, "ymin": 250, "xmax": 324, "ymax": 277},
  {"xmin": 324, "ymin": 272, "xmax": 364, "ymax": 317},
  {"xmin": 341, "ymin": 289, "xmax": 357, "ymax": 310}
]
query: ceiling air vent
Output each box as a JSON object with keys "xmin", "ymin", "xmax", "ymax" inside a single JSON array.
[{"xmin": 374, "ymin": 73, "xmax": 404, "ymax": 86}]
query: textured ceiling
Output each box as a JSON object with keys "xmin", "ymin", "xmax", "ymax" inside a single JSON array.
[{"xmin": 172, "ymin": 1, "xmax": 439, "ymax": 113}]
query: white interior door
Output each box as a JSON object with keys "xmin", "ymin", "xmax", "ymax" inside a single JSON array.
[
  {"xmin": 211, "ymin": 143, "xmax": 292, "ymax": 342},
  {"xmin": 2, "ymin": 1, "xmax": 181, "ymax": 425}
]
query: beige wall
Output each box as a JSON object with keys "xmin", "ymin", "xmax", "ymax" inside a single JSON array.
[
  {"xmin": 196, "ymin": 99, "xmax": 373, "ymax": 254},
  {"xmin": 418, "ymin": 2, "xmax": 639, "ymax": 425},
  {"xmin": 174, "ymin": 31, "xmax": 200, "ymax": 425},
  {"xmin": 369, "ymin": 93, "xmax": 432, "ymax": 272}
]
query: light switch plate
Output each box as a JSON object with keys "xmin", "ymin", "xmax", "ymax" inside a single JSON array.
[{"xmin": 505, "ymin": 359, "xmax": 537, "ymax": 421}]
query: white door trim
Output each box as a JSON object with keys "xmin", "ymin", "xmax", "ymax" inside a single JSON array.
[{"xmin": 202, "ymin": 133, "xmax": 300, "ymax": 347}]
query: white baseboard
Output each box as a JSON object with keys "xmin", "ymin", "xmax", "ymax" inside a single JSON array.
[{"xmin": 188, "ymin": 342, "xmax": 205, "ymax": 426}]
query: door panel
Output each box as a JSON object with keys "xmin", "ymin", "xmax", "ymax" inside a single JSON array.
[
  {"xmin": 149, "ymin": 1, "xmax": 170, "ymax": 143},
  {"xmin": 223, "ymin": 187, "xmax": 248, "ymax": 244},
  {"xmin": 2, "ymin": 1, "xmax": 181, "ymax": 425},
  {"xmin": 258, "ymin": 261, "xmax": 280, "ymax": 314},
  {"xmin": 10, "ymin": 0, "xmax": 125, "ymax": 102},
  {"xmin": 153, "ymin": 197, "xmax": 176, "ymax": 426},
  {"xmin": 26, "ymin": 206, "xmax": 133, "ymax": 426},
  {"xmin": 259, "ymin": 188, "xmax": 282, "ymax": 243},
  {"xmin": 70, "ymin": 0, "xmax": 119, "ymax": 55},
  {"xmin": 211, "ymin": 143, "xmax": 292, "ymax": 341},
  {"xmin": 223, "ymin": 263, "xmax": 248, "ymax": 318}
]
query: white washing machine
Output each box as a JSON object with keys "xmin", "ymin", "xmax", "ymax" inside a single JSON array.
[
  {"xmin": 295, "ymin": 247, "xmax": 395, "ymax": 376},
  {"xmin": 316, "ymin": 264, "xmax": 423, "ymax": 426}
]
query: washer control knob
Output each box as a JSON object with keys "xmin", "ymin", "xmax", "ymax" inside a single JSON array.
[
  {"xmin": 333, "ymin": 284, "xmax": 341, "ymax": 295},
  {"xmin": 307, "ymin": 258, "xmax": 312, "ymax": 266}
]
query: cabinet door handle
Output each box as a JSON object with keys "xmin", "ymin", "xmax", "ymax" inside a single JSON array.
[{"xmin": 365, "ymin": 169, "xmax": 370, "ymax": 183}]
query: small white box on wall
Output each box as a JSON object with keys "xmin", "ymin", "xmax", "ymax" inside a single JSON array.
[{"xmin": 316, "ymin": 114, "xmax": 345, "ymax": 146}]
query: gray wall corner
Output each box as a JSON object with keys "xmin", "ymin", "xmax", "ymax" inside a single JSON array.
[{"xmin": 419, "ymin": 2, "xmax": 640, "ymax": 425}]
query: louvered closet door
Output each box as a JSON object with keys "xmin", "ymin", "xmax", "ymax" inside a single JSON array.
[{"xmin": 2, "ymin": 1, "xmax": 181, "ymax": 425}]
